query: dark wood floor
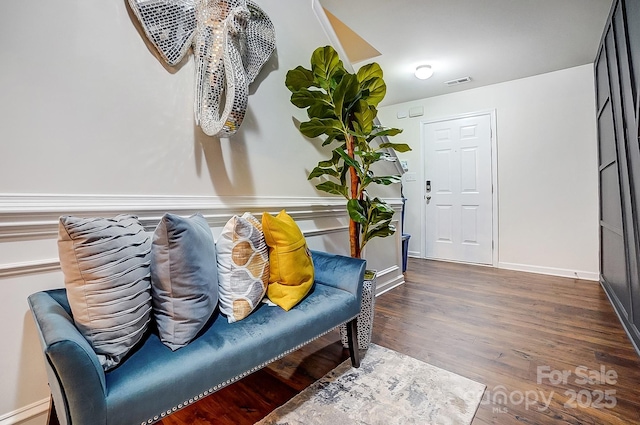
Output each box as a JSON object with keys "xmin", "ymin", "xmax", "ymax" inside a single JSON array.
[{"xmin": 161, "ymin": 258, "xmax": 640, "ymax": 425}]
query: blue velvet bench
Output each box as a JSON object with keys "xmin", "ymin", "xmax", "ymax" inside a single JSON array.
[{"xmin": 28, "ymin": 250, "xmax": 366, "ymax": 425}]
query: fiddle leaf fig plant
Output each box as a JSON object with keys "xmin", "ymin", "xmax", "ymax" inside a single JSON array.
[{"xmin": 285, "ymin": 45, "xmax": 411, "ymax": 259}]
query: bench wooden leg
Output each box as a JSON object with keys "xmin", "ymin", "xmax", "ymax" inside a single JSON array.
[
  {"xmin": 346, "ymin": 317, "xmax": 360, "ymax": 368},
  {"xmin": 47, "ymin": 395, "xmax": 60, "ymax": 425}
]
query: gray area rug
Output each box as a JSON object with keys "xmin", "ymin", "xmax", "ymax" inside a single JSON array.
[{"xmin": 256, "ymin": 344, "xmax": 485, "ymax": 425}]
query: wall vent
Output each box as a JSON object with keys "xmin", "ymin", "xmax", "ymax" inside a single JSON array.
[{"xmin": 444, "ymin": 77, "xmax": 472, "ymax": 86}]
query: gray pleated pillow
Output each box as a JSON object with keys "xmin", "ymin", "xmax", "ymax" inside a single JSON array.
[
  {"xmin": 58, "ymin": 215, "xmax": 152, "ymax": 371},
  {"xmin": 151, "ymin": 213, "xmax": 219, "ymax": 350}
]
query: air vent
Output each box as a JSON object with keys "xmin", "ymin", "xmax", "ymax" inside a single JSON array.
[{"xmin": 444, "ymin": 77, "xmax": 472, "ymax": 86}]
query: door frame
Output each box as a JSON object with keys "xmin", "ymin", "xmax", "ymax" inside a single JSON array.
[{"xmin": 420, "ymin": 110, "xmax": 499, "ymax": 266}]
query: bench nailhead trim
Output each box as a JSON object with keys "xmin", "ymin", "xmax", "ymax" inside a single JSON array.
[{"xmin": 143, "ymin": 321, "xmax": 356, "ymax": 424}]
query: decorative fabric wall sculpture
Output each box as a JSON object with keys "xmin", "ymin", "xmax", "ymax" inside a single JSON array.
[{"xmin": 128, "ymin": 0, "xmax": 276, "ymax": 137}]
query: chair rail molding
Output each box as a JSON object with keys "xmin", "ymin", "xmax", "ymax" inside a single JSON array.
[
  {"xmin": 0, "ymin": 193, "xmax": 396, "ymax": 238},
  {"xmin": 0, "ymin": 259, "xmax": 61, "ymax": 279},
  {"xmin": 0, "ymin": 193, "xmax": 404, "ymax": 278}
]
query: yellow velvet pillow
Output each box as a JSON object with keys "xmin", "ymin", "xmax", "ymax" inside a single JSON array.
[{"xmin": 261, "ymin": 210, "xmax": 314, "ymax": 311}]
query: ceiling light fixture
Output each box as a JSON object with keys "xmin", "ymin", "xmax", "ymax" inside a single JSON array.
[{"xmin": 414, "ymin": 65, "xmax": 433, "ymax": 80}]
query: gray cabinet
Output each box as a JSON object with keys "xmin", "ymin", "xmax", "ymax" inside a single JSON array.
[{"xmin": 596, "ymin": 0, "xmax": 640, "ymax": 350}]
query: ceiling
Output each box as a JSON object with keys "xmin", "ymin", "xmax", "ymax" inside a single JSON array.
[{"xmin": 319, "ymin": 0, "xmax": 613, "ymax": 106}]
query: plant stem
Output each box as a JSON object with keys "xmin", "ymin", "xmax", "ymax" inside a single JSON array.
[{"xmin": 346, "ymin": 133, "xmax": 361, "ymax": 259}]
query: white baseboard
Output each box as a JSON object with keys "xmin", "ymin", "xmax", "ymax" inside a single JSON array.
[
  {"xmin": 0, "ymin": 398, "xmax": 48, "ymax": 425},
  {"xmin": 498, "ymin": 261, "xmax": 599, "ymax": 281},
  {"xmin": 373, "ymin": 265, "xmax": 405, "ymax": 296},
  {"xmin": 395, "ymin": 252, "xmax": 598, "ymax": 282}
]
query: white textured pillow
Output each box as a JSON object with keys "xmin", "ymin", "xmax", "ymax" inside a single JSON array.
[
  {"xmin": 57, "ymin": 215, "xmax": 152, "ymax": 370},
  {"xmin": 217, "ymin": 212, "xmax": 269, "ymax": 322}
]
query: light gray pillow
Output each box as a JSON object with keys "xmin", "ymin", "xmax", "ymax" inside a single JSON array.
[
  {"xmin": 151, "ymin": 213, "xmax": 219, "ymax": 350},
  {"xmin": 57, "ymin": 215, "xmax": 152, "ymax": 370}
]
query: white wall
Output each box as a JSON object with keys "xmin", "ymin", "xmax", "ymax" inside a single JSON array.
[
  {"xmin": 0, "ymin": 1, "xmax": 403, "ymax": 423},
  {"xmin": 0, "ymin": 1, "xmax": 337, "ymax": 197},
  {"xmin": 379, "ymin": 64, "xmax": 599, "ymax": 280}
]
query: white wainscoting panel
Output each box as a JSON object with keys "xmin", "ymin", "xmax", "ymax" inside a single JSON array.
[{"xmin": 0, "ymin": 194, "xmax": 404, "ymax": 424}]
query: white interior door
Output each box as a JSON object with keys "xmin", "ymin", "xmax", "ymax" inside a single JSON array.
[{"xmin": 423, "ymin": 114, "xmax": 493, "ymax": 265}]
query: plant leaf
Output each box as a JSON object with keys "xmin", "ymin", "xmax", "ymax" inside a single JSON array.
[
  {"xmin": 285, "ymin": 66, "xmax": 315, "ymax": 92},
  {"xmin": 369, "ymin": 127, "xmax": 403, "ymax": 140},
  {"xmin": 371, "ymin": 175, "xmax": 402, "ymax": 185},
  {"xmin": 360, "ymin": 197, "xmax": 396, "ymax": 247},
  {"xmin": 308, "ymin": 166, "xmax": 339, "ymax": 180},
  {"xmin": 339, "ymin": 162, "xmax": 348, "ymax": 186},
  {"xmin": 371, "ymin": 199, "xmax": 395, "ymax": 214},
  {"xmin": 357, "ymin": 63, "xmax": 386, "ymax": 106},
  {"xmin": 322, "ymin": 134, "xmax": 338, "ymax": 146},
  {"xmin": 347, "ymin": 199, "xmax": 367, "ymax": 223},
  {"xmin": 290, "ymin": 89, "xmax": 331, "ymax": 109},
  {"xmin": 330, "ymin": 149, "xmax": 343, "ymax": 164},
  {"xmin": 308, "ymin": 102, "xmax": 337, "ymax": 120},
  {"xmin": 364, "ymin": 221, "xmax": 396, "ymax": 243},
  {"xmin": 357, "ymin": 63, "xmax": 383, "ymax": 85},
  {"xmin": 362, "ymin": 77, "xmax": 386, "ymax": 107},
  {"xmin": 299, "ymin": 118, "xmax": 344, "ymax": 138},
  {"xmin": 311, "ymin": 46, "xmax": 343, "ymax": 90},
  {"xmin": 336, "ymin": 147, "xmax": 361, "ymax": 171},
  {"xmin": 379, "ymin": 141, "xmax": 412, "ymax": 152},
  {"xmin": 316, "ymin": 181, "xmax": 348, "ymax": 198},
  {"xmin": 333, "ymin": 74, "xmax": 360, "ymax": 118},
  {"xmin": 318, "ymin": 158, "xmax": 334, "ymax": 167},
  {"xmin": 357, "ymin": 151, "xmax": 384, "ymax": 163},
  {"xmin": 353, "ymin": 101, "xmax": 375, "ymax": 135}
]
